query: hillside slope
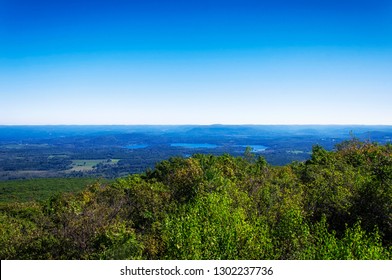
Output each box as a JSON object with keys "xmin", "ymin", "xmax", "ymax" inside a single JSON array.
[{"xmin": 1, "ymin": 139, "xmax": 391, "ymax": 259}]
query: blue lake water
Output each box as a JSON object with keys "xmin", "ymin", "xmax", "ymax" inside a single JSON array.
[
  {"xmin": 125, "ymin": 144, "xmax": 148, "ymax": 149},
  {"xmin": 171, "ymin": 143, "xmax": 218, "ymax": 149},
  {"xmin": 240, "ymin": 145, "xmax": 267, "ymax": 152}
]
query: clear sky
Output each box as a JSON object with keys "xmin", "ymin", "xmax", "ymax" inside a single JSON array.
[{"xmin": 1, "ymin": 0, "xmax": 391, "ymax": 125}]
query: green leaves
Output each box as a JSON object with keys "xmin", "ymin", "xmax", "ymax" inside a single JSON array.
[
  {"xmin": 2, "ymin": 140, "xmax": 392, "ymax": 259},
  {"xmin": 162, "ymin": 192, "xmax": 273, "ymax": 259}
]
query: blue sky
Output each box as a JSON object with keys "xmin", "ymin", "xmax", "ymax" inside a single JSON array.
[{"xmin": 1, "ymin": 0, "xmax": 391, "ymax": 125}]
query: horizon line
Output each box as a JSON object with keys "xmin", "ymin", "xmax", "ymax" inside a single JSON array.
[{"xmin": 1, "ymin": 124, "xmax": 392, "ymax": 127}]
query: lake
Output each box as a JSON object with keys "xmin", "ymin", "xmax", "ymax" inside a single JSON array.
[
  {"xmin": 240, "ymin": 145, "xmax": 267, "ymax": 152},
  {"xmin": 171, "ymin": 143, "xmax": 218, "ymax": 149}
]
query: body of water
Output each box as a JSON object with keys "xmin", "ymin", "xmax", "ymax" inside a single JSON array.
[
  {"xmin": 171, "ymin": 143, "xmax": 218, "ymax": 149},
  {"xmin": 240, "ymin": 145, "xmax": 267, "ymax": 152}
]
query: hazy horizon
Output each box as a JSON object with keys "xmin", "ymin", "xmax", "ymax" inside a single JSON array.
[
  {"xmin": 2, "ymin": 124, "xmax": 392, "ymax": 127},
  {"xmin": 1, "ymin": 0, "xmax": 391, "ymax": 125}
]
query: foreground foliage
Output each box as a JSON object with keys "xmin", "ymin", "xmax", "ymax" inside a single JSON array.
[{"xmin": 1, "ymin": 140, "xmax": 391, "ymax": 259}]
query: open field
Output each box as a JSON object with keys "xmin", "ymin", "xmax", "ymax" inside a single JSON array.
[{"xmin": 69, "ymin": 159, "xmax": 120, "ymax": 172}]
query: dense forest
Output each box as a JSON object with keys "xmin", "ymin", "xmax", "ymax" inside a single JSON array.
[{"xmin": 1, "ymin": 139, "xmax": 391, "ymax": 259}]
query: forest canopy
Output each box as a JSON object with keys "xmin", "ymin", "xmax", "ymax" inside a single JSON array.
[{"xmin": 1, "ymin": 139, "xmax": 391, "ymax": 260}]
